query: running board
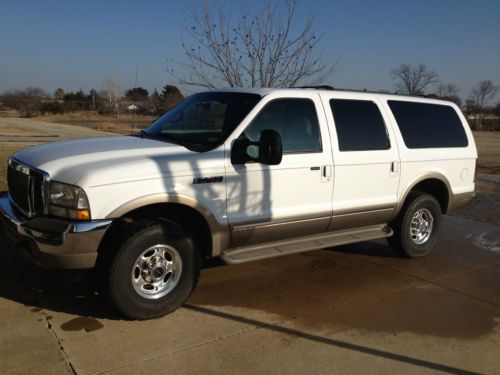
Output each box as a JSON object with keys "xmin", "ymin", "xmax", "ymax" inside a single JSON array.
[{"xmin": 221, "ymin": 224, "xmax": 393, "ymax": 264}]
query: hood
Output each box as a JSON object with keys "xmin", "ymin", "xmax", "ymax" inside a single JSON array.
[{"xmin": 13, "ymin": 136, "xmax": 225, "ymax": 187}]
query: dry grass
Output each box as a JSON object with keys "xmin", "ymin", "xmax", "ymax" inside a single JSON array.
[
  {"xmin": 95, "ymin": 121, "xmax": 121, "ymax": 131},
  {"xmin": 40, "ymin": 111, "xmax": 157, "ymax": 135},
  {"xmin": 0, "ymin": 107, "xmax": 19, "ymax": 118},
  {"xmin": 473, "ymin": 131, "xmax": 500, "ymax": 175},
  {"xmin": 0, "ymin": 125, "xmax": 48, "ymax": 136},
  {"xmin": 453, "ymin": 131, "xmax": 500, "ymax": 225},
  {"xmin": 0, "ymin": 131, "xmax": 499, "ymax": 225}
]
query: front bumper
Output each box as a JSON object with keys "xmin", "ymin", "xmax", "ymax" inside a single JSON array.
[{"xmin": 0, "ymin": 192, "xmax": 111, "ymax": 269}]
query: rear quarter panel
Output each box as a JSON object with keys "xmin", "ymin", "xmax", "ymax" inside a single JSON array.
[{"xmin": 378, "ymin": 97, "xmax": 477, "ymax": 205}]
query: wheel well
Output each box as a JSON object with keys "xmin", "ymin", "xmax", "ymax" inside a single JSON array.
[
  {"xmin": 98, "ymin": 203, "xmax": 213, "ymax": 260},
  {"xmin": 408, "ymin": 178, "xmax": 449, "ymax": 213}
]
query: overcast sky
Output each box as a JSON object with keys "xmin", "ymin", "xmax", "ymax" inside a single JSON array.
[{"xmin": 0, "ymin": 0, "xmax": 499, "ymax": 101}]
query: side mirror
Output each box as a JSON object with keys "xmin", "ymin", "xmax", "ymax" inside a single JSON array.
[
  {"xmin": 231, "ymin": 129, "xmax": 283, "ymax": 165},
  {"xmin": 231, "ymin": 137, "xmax": 251, "ymax": 165},
  {"xmin": 258, "ymin": 129, "xmax": 283, "ymax": 165}
]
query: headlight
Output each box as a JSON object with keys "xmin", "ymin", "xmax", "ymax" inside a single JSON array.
[{"xmin": 48, "ymin": 182, "xmax": 91, "ymax": 220}]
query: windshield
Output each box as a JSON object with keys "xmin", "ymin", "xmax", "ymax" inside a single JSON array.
[{"xmin": 144, "ymin": 92, "xmax": 261, "ymax": 151}]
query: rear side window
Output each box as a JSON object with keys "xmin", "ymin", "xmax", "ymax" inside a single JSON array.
[
  {"xmin": 329, "ymin": 99, "xmax": 390, "ymax": 151},
  {"xmin": 388, "ymin": 101, "xmax": 468, "ymax": 148}
]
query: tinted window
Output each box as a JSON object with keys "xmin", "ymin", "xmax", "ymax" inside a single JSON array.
[
  {"xmin": 243, "ymin": 98, "xmax": 322, "ymax": 154},
  {"xmin": 146, "ymin": 92, "xmax": 261, "ymax": 151},
  {"xmin": 388, "ymin": 101, "xmax": 468, "ymax": 148},
  {"xmin": 330, "ymin": 99, "xmax": 390, "ymax": 151}
]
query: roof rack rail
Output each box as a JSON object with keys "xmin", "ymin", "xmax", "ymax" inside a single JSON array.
[
  {"xmin": 293, "ymin": 85, "xmax": 440, "ymax": 99},
  {"xmin": 296, "ymin": 85, "xmax": 385, "ymax": 94},
  {"xmin": 297, "ymin": 85, "xmax": 335, "ymax": 90}
]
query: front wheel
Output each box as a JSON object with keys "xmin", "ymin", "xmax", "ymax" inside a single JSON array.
[
  {"xmin": 108, "ymin": 221, "xmax": 200, "ymax": 320},
  {"xmin": 388, "ymin": 193, "xmax": 442, "ymax": 258}
]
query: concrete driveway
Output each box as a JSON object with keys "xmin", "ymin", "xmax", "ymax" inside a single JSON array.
[{"xmin": 1, "ymin": 216, "xmax": 500, "ymax": 374}]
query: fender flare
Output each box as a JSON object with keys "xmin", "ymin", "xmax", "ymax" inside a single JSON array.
[
  {"xmin": 106, "ymin": 193, "xmax": 229, "ymax": 256},
  {"xmin": 395, "ymin": 172, "xmax": 452, "ymax": 217}
]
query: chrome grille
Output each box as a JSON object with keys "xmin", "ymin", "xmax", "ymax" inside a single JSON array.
[{"xmin": 7, "ymin": 159, "xmax": 45, "ymax": 217}]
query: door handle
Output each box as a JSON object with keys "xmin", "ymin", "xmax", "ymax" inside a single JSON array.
[
  {"xmin": 323, "ymin": 165, "xmax": 332, "ymax": 178},
  {"xmin": 310, "ymin": 166, "xmax": 320, "ymax": 171},
  {"xmin": 390, "ymin": 161, "xmax": 399, "ymax": 175}
]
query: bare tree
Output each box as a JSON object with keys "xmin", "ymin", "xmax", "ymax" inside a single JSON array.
[
  {"xmin": 103, "ymin": 76, "xmax": 122, "ymax": 118},
  {"xmin": 168, "ymin": 0, "xmax": 336, "ymax": 88},
  {"xmin": 391, "ymin": 63, "xmax": 439, "ymax": 95},
  {"xmin": 2, "ymin": 87, "xmax": 48, "ymax": 117},
  {"xmin": 468, "ymin": 80, "xmax": 499, "ymax": 130},
  {"xmin": 435, "ymin": 83, "xmax": 461, "ymax": 106}
]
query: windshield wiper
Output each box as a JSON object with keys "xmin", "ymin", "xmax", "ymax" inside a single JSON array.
[
  {"xmin": 156, "ymin": 133, "xmax": 194, "ymax": 147},
  {"xmin": 131, "ymin": 129, "xmax": 148, "ymax": 138},
  {"xmin": 157, "ymin": 133, "xmax": 216, "ymax": 152},
  {"xmin": 134, "ymin": 131, "xmax": 214, "ymax": 152}
]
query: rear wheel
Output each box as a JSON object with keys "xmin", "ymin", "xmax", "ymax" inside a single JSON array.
[
  {"xmin": 108, "ymin": 221, "xmax": 200, "ymax": 320},
  {"xmin": 388, "ymin": 193, "xmax": 442, "ymax": 258}
]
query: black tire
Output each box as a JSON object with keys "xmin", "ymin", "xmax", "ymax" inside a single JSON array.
[
  {"xmin": 388, "ymin": 193, "xmax": 442, "ymax": 258},
  {"xmin": 108, "ymin": 221, "xmax": 200, "ymax": 320}
]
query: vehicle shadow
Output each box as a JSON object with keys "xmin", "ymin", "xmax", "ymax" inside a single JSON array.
[
  {"xmin": 2, "ymin": 230, "xmax": 500, "ymax": 359},
  {"xmin": 330, "ymin": 239, "xmax": 404, "ymax": 258},
  {"xmin": 0, "ymin": 236, "xmax": 400, "ymax": 322},
  {"xmin": 0, "ymin": 233, "xmax": 228, "ymax": 321},
  {"xmin": 2, "ymin": 235, "xmax": 490, "ymax": 374},
  {"xmin": 0, "ymin": 233, "xmax": 118, "ymax": 319}
]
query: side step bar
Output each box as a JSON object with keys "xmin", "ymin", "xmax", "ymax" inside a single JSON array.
[{"xmin": 221, "ymin": 224, "xmax": 393, "ymax": 264}]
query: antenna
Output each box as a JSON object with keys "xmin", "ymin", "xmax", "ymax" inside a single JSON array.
[{"xmin": 134, "ymin": 63, "xmax": 138, "ymax": 88}]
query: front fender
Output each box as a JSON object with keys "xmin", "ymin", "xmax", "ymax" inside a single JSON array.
[{"xmin": 106, "ymin": 193, "xmax": 229, "ymax": 256}]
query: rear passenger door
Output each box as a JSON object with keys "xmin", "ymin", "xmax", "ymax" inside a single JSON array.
[{"xmin": 320, "ymin": 93, "xmax": 400, "ymax": 230}]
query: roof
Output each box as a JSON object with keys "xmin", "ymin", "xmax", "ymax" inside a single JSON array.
[{"xmin": 207, "ymin": 87, "xmax": 455, "ymax": 106}]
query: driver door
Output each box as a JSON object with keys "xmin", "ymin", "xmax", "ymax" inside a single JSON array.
[{"xmin": 225, "ymin": 93, "xmax": 334, "ymax": 247}]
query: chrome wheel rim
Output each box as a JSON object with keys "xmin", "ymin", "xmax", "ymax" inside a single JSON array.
[
  {"xmin": 131, "ymin": 244, "xmax": 182, "ymax": 299},
  {"xmin": 410, "ymin": 208, "xmax": 434, "ymax": 245}
]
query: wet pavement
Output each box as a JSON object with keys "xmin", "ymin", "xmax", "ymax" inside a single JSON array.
[{"xmin": 1, "ymin": 215, "xmax": 499, "ymax": 374}]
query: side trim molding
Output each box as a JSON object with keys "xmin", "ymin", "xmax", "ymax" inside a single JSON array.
[
  {"xmin": 232, "ymin": 214, "xmax": 331, "ymax": 231},
  {"xmin": 332, "ymin": 204, "xmax": 395, "ymax": 216},
  {"xmin": 328, "ymin": 207, "xmax": 394, "ymax": 231}
]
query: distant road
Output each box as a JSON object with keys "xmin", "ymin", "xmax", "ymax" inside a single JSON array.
[{"xmin": 0, "ymin": 116, "xmax": 114, "ymax": 142}]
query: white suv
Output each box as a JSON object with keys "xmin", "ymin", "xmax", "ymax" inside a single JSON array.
[{"xmin": 0, "ymin": 87, "xmax": 477, "ymax": 319}]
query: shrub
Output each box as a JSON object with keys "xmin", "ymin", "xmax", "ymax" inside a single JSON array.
[{"xmin": 40, "ymin": 102, "xmax": 65, "ymax": 114}]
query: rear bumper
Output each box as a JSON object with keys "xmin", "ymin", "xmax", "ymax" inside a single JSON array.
[
  {"xmin": 448, "ymin": 191, "xmax": 475, "ymax": 212},
  {"xmin": 0, "ymin": 192, "xmax": 111, "ymax": 269}
]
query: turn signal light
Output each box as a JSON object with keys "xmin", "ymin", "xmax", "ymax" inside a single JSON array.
[{"xmin": 76, "ymin": 210, "xmax": 90, "ymax": 220}]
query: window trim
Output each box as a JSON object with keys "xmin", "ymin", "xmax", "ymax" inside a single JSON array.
[
  {"xmin": 240, "ymin": 97, "xmax": 323, "ymax": 155},
  {"xmin": 329, "ymin": 98, "xmax": 392, "ymax": 152}
]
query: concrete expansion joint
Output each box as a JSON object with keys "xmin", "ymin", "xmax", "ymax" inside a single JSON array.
[
  {"xmin": 9, "ymin": 251, "xmax": 77, "ymax": 374},
  {"xmin": 95, "ymin": 322, "xmax": 266, "ymax": 374},
  {"xmin": 94, "ymin": 306, "xmax": 302, "ymax": 374},
  {"xmin": 40, "ymin": 309, "xmax": 77, "ymax": 375}
]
